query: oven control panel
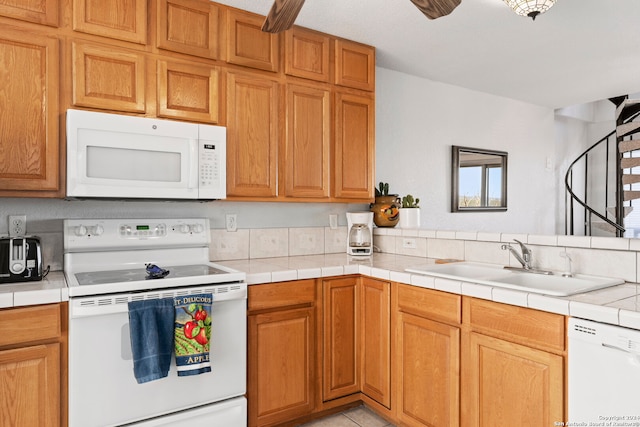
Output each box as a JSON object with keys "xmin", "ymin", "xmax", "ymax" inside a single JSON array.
[{"xmin": 64, "ymin": 218, "xmax": 210, "ymax": 251}]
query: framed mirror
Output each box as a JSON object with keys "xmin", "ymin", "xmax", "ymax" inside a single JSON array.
[{"xmin": 452, "ymin": 146, "xmax": 507, "ymax": 212}]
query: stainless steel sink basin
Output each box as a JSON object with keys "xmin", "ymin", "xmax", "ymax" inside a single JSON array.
[{"xmin": 405, "ymin": 262, "xmax": 624, "ymax": 296}]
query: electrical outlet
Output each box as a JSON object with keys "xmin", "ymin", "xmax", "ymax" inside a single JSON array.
[
  {"xmin": 225, "ymin": 214, "xmax": 237, "ymax": 232},
  {"xmin": 402, "ymin": 238, "xmax": 417, "ymax": 249},
  {"xmin": 329, "ymin": 214, "xmax": 338, "ymax": 230},
  {"xmin": 9, "ymin": 215, "xmax": 27, "ymax": 237}
]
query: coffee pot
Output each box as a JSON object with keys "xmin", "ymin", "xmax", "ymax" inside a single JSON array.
[{"xmin": 346, "ymin": 212, "xmax": 373, "ymax": 256}]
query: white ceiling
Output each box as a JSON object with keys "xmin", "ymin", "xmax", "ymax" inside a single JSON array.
[{"xmin": 215, "ymin": 0, "xmax": 640, "ymax": 109}]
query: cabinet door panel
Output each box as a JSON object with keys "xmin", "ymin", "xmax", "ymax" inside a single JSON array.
[
  {"xmin": 323, "ymin": 277, "xmax": 359, "ymax": 400},
  {"xmin": 0, "ymin": 343, "xmax": 60, "ymax": 427},
  {"xmin": 285, "ymin": 27, "xmax": 330, "ymax": 82},
  {"xmin": 157, "ymin": 60, "xmax": 219, "ymax": 123},
  {"xmin": 361, "ymin": 278, "xmax": 390, "ymax": 408},
  {"xmin": 334, "ymin": 91, "xmax": 374, "ymax": 199},
  {"xmin": 156, "ymin": 0, "xmax": 218, "ymax": 59},
  {"xmin": 396, "ymin": 312, "xmax": 460, "ymax": 427},
  {"xmin": 72, "ymin": 41, "xmax": 146, "ymax": 113},
  {"xmin": 0, "ymin": 29, "xmax": 59, "ymax": 193},
  {"xmin": 465, "ymin": 332, "xmax": 563, "ymax": 426},
  {"xmin": 335, "ymin": 39, "xmax": 375, "ymax": 91},
  {"xmin": 248, "ymin": 307, "xmax": 315, "ymax": 427},
  {"xmin": 226, "ymin": 9, "xmax": 279, "ymax": 72},
  {"xmin": 285, "ymin": 84, "xmax": 330, "ymax": 198},
  {"xmin": 226, "ymin": 72, "xmax": 278, "ymax": 197},
  {"xmin": 0, "ymin": 0, "xmax": 58, "ymax": 26},
  {"xmin": 73, "ymin": 0, "xmax": 147, "ymax": 44}
]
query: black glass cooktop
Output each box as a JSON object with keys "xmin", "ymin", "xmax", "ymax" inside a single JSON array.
[{"xmin": 74, "ymin": 264, "xmax": 228, "ymax": 286}]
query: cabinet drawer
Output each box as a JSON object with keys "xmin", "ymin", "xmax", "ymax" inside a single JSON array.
[
  {"xmin": 248, "ymin": 280, "xmax": 316, "ymax": 312},
  {"xmin": 397, "ymin": 283, "xmax": 461, "ymax": 325},
  {"xmin": 463, "ymin": 297, "xmax": 565, "ymax": 353},
  {"xmin": 0, "ymin": 304, "xmax": 61, "ymax": 347}
]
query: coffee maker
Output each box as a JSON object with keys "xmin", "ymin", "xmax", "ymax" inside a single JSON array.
[{"xmin": 346, "ymin": 212, "xmax": 373, "ymax": 256}]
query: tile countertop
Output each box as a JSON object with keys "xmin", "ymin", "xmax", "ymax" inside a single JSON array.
[
  {"xmin": 2, "ymin": 254, "xmax": 639, "ymax": 331},
  {"xmin": 218, "ymin": 253, "xmax": 640, "ymax": 331},
  {"xmin": 0, "ymin": 271, "xmax": 68, "ymax": 309}
]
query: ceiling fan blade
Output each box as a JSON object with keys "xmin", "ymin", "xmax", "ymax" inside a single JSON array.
[
  {"xmin": 410, "ymin": 0, "xmax": 462, "ymax": 19},
  {"xmin": 261, "ymin": 0, "xmax": 306, "ymax": 33}
]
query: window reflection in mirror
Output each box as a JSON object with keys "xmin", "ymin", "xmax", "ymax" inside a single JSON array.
[{"xmin": 452, "ymin": 146, "xmax": 507, "ymax": 212}]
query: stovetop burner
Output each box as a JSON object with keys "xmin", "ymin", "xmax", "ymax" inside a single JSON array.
[{"xmin": 75, "ymin": 264, "xmax": 229, "ymax": 286}]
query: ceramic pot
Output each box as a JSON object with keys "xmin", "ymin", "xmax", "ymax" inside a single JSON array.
[
  {"xmin": 370, "ymin": 195, "xmax": 400, "ymax": 227},
  {"xmin": 398, "ymin": 208, "xmax": 421, "ymax": 228}
]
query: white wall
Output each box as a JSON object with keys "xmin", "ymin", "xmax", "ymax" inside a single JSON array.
[{"xmin": 375, "ymin": 67, "xmax": 556, "ymax": 234}]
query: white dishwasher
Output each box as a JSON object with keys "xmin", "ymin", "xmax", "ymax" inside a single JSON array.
[{"xmin": 568, "ymin": 317, "xmax": 640, "ymax": 426}]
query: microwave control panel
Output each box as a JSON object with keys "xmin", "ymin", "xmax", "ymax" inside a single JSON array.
[{"xmin": 198, "ymin": 125, "xmax": 226, "ymax": 199}]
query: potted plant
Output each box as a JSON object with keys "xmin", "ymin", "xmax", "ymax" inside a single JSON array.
[
  {"xmin": 370, "ymin": 182, "xmax": 400, "ymax": 227},
  {"xmin": 398, "ymin": 194, "xmax": 421, "ymax": 228}
]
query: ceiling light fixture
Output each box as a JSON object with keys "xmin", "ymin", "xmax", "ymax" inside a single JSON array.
[{"xmin": 503, "ymin": 0, "xmax": 557, "ymax": 20}]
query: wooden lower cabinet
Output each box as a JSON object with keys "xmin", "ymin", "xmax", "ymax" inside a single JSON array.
[
  {"xmin": 247, "ymin": 280, "xmax": 317, "ymax": 427},
  {"xmin": 394, "ymin": 284, "xmax": 461, "ymax": 427},
  {"xmin": 0, "ymin": 303, "xmax": 66, "ymax": 427}
]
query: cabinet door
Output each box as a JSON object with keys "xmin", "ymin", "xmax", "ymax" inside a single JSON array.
[
  {"xmin": 334, "ymin": 91, "xmax": 375, "ymax": 199},
  {"xmin": 396, "ymin": 311, "xmax": 460, "ymax": 427},
  {"xmin": 72, "ymin": 0, "xmax": 147, "ymax": 44},
  {"xmin": 156, "ymin": 0, "xmax": 219, "ymax": 59},
  {"xmin": 72, "ymin": 41, "xmax": 146, "ymax": 113},
  {"xmin": 226, "ymin": 8, "xmax": 279, "ymax": 72},
  {"xmin": 226, "ymin": 72, "xmax": 279, "ymax": 197},
  {"xmin": 0, "ymin": 343, "xmax": 60, "ymax": 427},
  {"xmin": 157, "ymin": 60, "xmax": 220, "ymax": 123},
  {"xmin": 285, "ymin": 84, "xmax": 330, "ymax": 198},
  {"xmin": 0, "ymin": 28, "xmax": 60, "ymax": 194},
  {"xmin": 248, "ymin": 307, "xmax": 316, "ymax": 427},
  {"xmin": 0, "ymin": 0, "xmax": 58, "ymax": 26},
  {"xmin": 360, "ymin": 278, "xmax": 390, "ymax": 408},
  {"xmin": 464, "ymin": 332, "xmax": 563, "ymax": 427},
  {"xmin": 323, "ymin": 277, "xmax": 359, "ymax": 400},
  {"xmin": 285, "ymin": 27, "xmax": 330, "ymax": 82},
  {"xmin": 335, "ymin": 39, "xmax": 375, "ymax": 91}
]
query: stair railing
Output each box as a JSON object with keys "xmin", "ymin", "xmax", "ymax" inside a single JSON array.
[{"xmin": 564, "ymin": 130, "xmax": 625, "ymax": 236}]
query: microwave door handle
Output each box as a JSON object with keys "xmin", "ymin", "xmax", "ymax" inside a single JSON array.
[{"xmin": 188, "ymin": 139, "xmax": 198, "ymax": 189}]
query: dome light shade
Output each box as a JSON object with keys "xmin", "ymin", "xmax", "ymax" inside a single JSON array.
[{"xmin": 503, "ymin": 0, "xmax": 557, "ymax": 20}]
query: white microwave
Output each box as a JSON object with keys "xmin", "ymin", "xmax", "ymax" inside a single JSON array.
[{"xmin": 66, "ymin": 109, "xmax": 226, "ymax": 200}]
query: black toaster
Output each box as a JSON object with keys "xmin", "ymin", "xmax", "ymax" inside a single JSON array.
[{"xmin": 0, "ymin": 236, "xmax": 43, "ymax": 283}]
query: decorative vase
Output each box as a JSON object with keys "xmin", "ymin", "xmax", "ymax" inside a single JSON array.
[
  {"xmin": 370, "ymin": 195, "xmax": 401, "ymax": 227},
  {"xmin": 398, "ymin": 208, "xmax": 421, "ymax": 229}
]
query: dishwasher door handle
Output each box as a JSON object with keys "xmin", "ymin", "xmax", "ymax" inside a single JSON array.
[{"xmin": 602, "ymin": 342, "xmax": 639, "ymax": 355}]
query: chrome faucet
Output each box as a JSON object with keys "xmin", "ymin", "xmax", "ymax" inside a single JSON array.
[
  {"xmin": 501, "ymin": 239, "xmax": 532, "ymax": 269},
  {"xmin": 501, "ymin": 239, "xmax": 552, "ymax": 275}
]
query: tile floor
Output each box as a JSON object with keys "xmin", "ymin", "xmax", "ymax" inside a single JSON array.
[{"xmin": 297, "ymin": 405, "xmax": 396, "ymax": 427}]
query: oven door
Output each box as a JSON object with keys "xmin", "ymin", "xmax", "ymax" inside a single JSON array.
[{"xmin": 68, "ymin": 284, "xmax": 247, "ymax": 427}]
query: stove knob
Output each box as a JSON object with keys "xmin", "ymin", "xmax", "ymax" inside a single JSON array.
[
  {"xmin": 191, "ymin": 223, "xmax": 204, "ymax": 233},
  {"xmin": 179, "ymin": 224, "xmax": 191, "ymax": 234},
  {"xmin": 92, "ymin": 225, "xmax": 104, "ymax": 236},
  {"xmin": 75, "ymin": 225, "xmax": 87, "ymax": 236}
]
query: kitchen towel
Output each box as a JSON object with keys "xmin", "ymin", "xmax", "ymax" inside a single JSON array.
[
  {"xmin": 174, "ymin": 293, "xmax": 213, "ymax": 376},
  {"xmin": 127, "ymin": 298, "xmax": 175, "ymax": 384}
]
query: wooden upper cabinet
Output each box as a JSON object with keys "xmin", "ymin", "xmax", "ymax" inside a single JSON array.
[
  {"xmin": 156, "ymin": 0, "xmax": 219, "ymax": 59},
  {"xmin": 333, "ymin": 91, "xmax": 375, "ymax": 200},
  {"xmin": 72, "ymin": 41, "xmax": 146, "ymax": 113},
  {"xmin": 226, "ymin": 72, "xmax": 279, "ymax": 197},
  {"xmin": 335, "ymin": 39, "xmax": 375, "ymax": 91},
  {"xmin": 0, "ymin": 0, "xmax": 58, "ymax": 26},
  {"xmin": 285, "ymin": 27, "xmax": 330, "ymax": 82},
  {"xmin": 226, "ymin": 8, "xmax": 279, "ymax": 72},
  {"xmin": 284, "ymin": 84, "xmax": 330, "ymax": 198},
  {"xmin": 0, "ymin": 28, "xmax": 60, "ymax": 194},
  {"xmin": 157, "ymin": 60, "xmax": 220, "ymax": 123},
  {"xmin": 73, "ymin": 0, "xmax": 147, "ymax": 44}
]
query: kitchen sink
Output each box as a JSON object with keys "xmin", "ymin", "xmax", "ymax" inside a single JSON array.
[{"xmin": 405, "ymin": 262, "xmax": 624, "ymax": 296}]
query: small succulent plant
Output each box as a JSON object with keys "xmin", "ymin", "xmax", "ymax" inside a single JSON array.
[
  {"xmin": 375, "ymin": 182, "xmax": 390, "ymax": 197},
  {"xmin": 401, "ymin": 194, "xmax": 420, "ymax": 208}
]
